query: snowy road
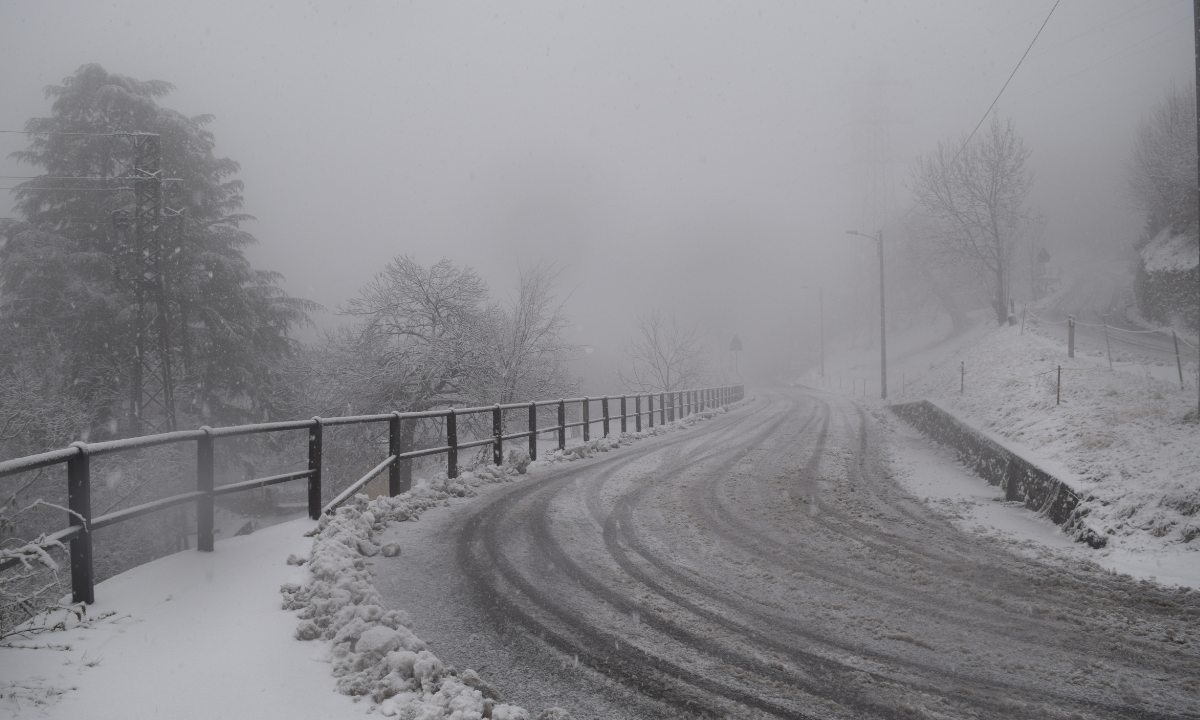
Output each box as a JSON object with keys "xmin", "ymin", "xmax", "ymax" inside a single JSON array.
[
  {"xmin": 378, "ymin": 389, "xmax": 1199, "ymax": 719},
  {"xmin": 1034, "ymin": 264, "xmax": 1195, "ymax": 368}
]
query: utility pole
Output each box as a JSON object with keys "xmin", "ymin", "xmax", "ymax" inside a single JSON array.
[
  {"xmin": 1194, "ymin": 0, "xmax": 1199, "ymax": 418},
  {"xmin": 128, "ymin": 133, "xmax": 178, "ymax": 435},
  {"xmin": 846, "ymin": 230, "xmax": 887, "ymax": 399},
  {"xmin": 801, "ymin": 286, "xmax": 825, "ymax": 377},
  {"xmin": 819, "ymin": 286, "xmax": 825, "ymax": 378}
]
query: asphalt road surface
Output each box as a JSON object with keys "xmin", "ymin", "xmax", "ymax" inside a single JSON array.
[{"xmin": 376, "ymin": 389, "xmax": 1199, "ymax": 719}]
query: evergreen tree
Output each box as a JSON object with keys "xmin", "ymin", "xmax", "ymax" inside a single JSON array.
[{"xmin": 1, "ymin": 64, "xmax": 313, "ymax": 446}]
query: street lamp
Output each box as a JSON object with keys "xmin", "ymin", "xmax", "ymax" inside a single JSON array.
[
  {"xmin": 800, "ymin": 285, "xmax": 824, "ymax": 377},
  {"xmin": 845, "ymin": 229, "xmax": 887, "ymax": 400}
]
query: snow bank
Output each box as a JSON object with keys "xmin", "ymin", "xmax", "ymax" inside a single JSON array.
[
  {"xmin": 896, "ymin": 321, "xmax": 1199, "ymax": 576},
  {"xmin": 1141, "ymin": 226, "xmax": 1199, "ymax": 274}
]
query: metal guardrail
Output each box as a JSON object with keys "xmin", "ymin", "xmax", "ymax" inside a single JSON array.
[{"xmin": 0, "ymin": 384, "xmax": 745, "ymax": 605}]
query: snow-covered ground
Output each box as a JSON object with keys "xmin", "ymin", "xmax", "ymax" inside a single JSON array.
[
  {"xmin": 804, "ymin": 310, "xmax": 1200, "ymax": 589},
  {"xmin": 0, "ymin": 517, "xmax": 354, "ymax": 719},
  {"xmin": 0, "ymin": 409, "xmax": 738, "ymax": 719}
]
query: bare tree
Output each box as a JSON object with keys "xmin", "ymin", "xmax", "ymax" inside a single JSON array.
[
  {"xmin": 481, "ymin": 263, "xmax": 578, "ymax": 404},
  {"xmin": 618, "ymin": 310, "xmax": 707, "ymax": 392},
  {"xmin": 909, "ymin": 115, "xmax": 1033, "ymax": 325}
]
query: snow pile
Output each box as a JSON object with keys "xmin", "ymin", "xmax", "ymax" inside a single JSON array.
[
  {"xmin": 282, "ymin": 492, "xmax": 537, "ymax": 719},
  {"xmin": 901, "ymin": 321, "xmax": 1200, "ymax": 556},
  {"xmin": 281, "ymin": 399, "xmax": 748, "ymax": 718}
]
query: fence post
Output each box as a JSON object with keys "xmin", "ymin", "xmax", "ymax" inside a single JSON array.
[
  {"xmin": 660, "ymin": 393, "xmax": 666, "ymax": 425},
  {"xmin": 583, "ymin": 398, "xmax": 590, "ymax": 441},
  {"xmin": 528, "ymin": 402, "xmax": 538, "ymax": 461},
  {"xmin": 602, "ymin": 397, "xmax": 610, "ymax": 438},
  {"xmin": 197, "ymin": 428, "xmax": 214, "ymax": 552},
  {"xmin": 620, "ymin": 395, "xmax": 627, "ymax": 434},
  {"xmin": 557, "ymin": 400, "xmax": 566, "ymax": 451},
  {"xmin": 1174, "ymin": 330, "xmax": 1185, "ymax": 390},
  {"xmin": 635, "ymin": 395, "xmax": 642, "ymax": 431},
  {"xmin": 389, "ymin": 412, "xmax": 401, "ymax": 496},
  {"xmin": 67, "ymin": 442, "xmax": 93, "ymax": 605},
  {"xmin": 1068, "ymin": 315, "xmax": 1075, "ymax": 358},
  {"xmin": 1057, "ymin": 366, "xmax": 1061, "ymax": 405},
  {"xmin": 1102, "ymin": 315, "xmax": 1113, "ymax": 369},
  {"xmin": 493, "ymin": 404, "xmax": 503, "ymax": 466},
  {"xmin": 446, "ymin": 409, "xmax": 458, "ymax": 478},
  {"xmin": 308, "ymin": 418, "xmax": 323, "ymax": 520},
  {"xmin": 648, "ymin": 394, "xmax": 655, "ymax": 428}
]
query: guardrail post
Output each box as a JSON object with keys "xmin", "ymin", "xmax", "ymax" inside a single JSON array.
[
  {"xmin": 635, "ymin": 395, "xmax": 642, "ymax": 431},
  {"xmin": 659, "ymin": 393, "xmax": 666, "ymax": 425},
  {"xmin": 447, "ymin": 409, "xmax": 458, "ymax": 478},
  {"xmin": 668, "ymin": 392, "xmax": 674, "ymax": 422},
  {"xmin": 557, "ymin": 400, "xmax": 566, "ymax": 451},
  {"xmin": 390, "ymin": 412, "xmax": 411, "ymax": 496},
  {"xmin": 602, "ymin": 397, "xmax": 610, "ymax": 437},
  {"xmin": 528, "ymin": 402, "xmax": 538, "ymax": 461},
  {"xmin": 493, "ymin": 404, "xmax": 503, "ymax": 465},
  {"xmin": 308, "ymin": 418, "xmax": 323, "ymax": 520},
  {"xmin": 197, "ymin": 428, "xmax": 214, "ymax": 552},
  {"xmin": 67, "ymin": 442, "xmax": 93, "ymax": 605},
  {"xmin": 620, "ymin": 396, "xmax": 627, "ymax": 434},
  {"xmin": 582, "ymin": 398, "xmax": 590, "ymax": 441}
]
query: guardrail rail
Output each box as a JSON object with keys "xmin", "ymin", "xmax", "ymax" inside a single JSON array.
[{"xmin": 0, "ymin": 384, "xmax": 744, "ymax": 605}]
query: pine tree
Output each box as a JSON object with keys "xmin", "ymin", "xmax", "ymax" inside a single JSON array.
[{"xmin": 1, "ymin": 64, "xmax": 314, "ymax": 444}]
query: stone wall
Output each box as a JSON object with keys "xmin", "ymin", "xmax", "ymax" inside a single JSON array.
[{"xmin": 890, "ymin": 401, "xmax": 1106, "ymax": 548}]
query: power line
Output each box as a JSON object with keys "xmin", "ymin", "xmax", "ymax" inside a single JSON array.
[
  {"xmin": 0, "ymin": 186, "xmax": 131, "ymax": 191},
  {"xmin": 903, "ymin": 0, "xmax": 1061, "ymax": 220},
  {"xmin": 944, "ymin": 0, "xmax": 1062, "ymax": 180},
  {"xmin": 0, "ymin": 129, "xmax": 153, "ymax": 137},
  {"xmin": 1, "ymin": 217, "xmax": 116, "ymax": 221},
  {"xmin": 0, "ymin": 175, "xmax": 127, "ymax": 180}
]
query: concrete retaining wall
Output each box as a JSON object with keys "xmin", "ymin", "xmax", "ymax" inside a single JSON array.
[{"xmin": 890, "ymin": 401, "xmax": 1106, "ymax": 549}]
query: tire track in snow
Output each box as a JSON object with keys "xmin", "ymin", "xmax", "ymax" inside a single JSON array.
[{"xmin": 454, "ymin": 389, "xmax": 1200, "ymax": 719}]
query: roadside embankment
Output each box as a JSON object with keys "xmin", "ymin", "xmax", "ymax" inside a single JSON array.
[{"xmin": 890, "ymin": 400, "xmax": 1106, "ymax": 548}]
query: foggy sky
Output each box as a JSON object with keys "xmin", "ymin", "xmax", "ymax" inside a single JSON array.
[{"xmin": 1, "ymin": 1, "xmax": 1193, "ymax": 387}]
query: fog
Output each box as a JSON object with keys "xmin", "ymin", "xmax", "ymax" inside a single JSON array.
[{"xmin": 1, "ymin": 0, "xmax": 1193, "ymax": 389}]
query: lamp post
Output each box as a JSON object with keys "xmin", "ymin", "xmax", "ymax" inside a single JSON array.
[
  {"xmin": 845, "ymin": 229, "xmax": 886, "ymax": 400},
  {"xmin": 801, "ymin": 285, "xmax": 825, "ymax": 377}
]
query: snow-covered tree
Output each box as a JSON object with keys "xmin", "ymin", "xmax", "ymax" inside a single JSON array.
[
  {"xmin": 1, "ymin": 63, "xmax": 314, "ymax": 438},
  {"xmin": 1130, "ymin": 85, "xmax": 1197, "ymax": 238}
]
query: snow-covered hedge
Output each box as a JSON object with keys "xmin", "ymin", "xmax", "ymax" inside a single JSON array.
[{"xmin": 1136, "ymin": 226, "xmax": 1199, "ymax": 328}]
